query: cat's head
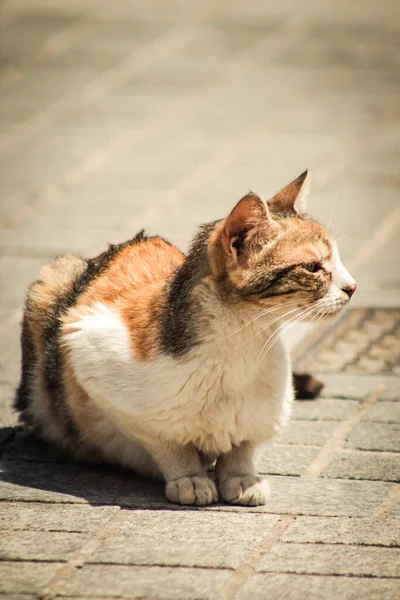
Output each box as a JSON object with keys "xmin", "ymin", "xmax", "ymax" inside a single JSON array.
[{"xmin": 208, "ymin": 171, "xmax": 356, "ymax": 320}]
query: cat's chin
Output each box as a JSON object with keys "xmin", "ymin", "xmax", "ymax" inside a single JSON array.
[{"xmin": 320, "ymin": 304, "xmax": 349, "ymax": 319}]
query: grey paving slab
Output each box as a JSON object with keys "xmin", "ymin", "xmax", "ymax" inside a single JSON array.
[
  {"xmin": 323, "ymin": 450, "xmax": 400, "ymax": 482},
  {"xmin": 0, "ymin": 561, "xmax": 63, "ymax": 595},
  {"xmin": 320, "ymin": 374, "xmax": 400, "ymax": 401},
  {"xmin": 0, "ymin": 502, "xmax": 119, "ymax": 532},
  {"xmin": 256, "ymin": 444, "xmax": 319, "ymax": 476},
  {"xmin": 237, "ymin": 573, "xmax": 400, "ymax": 600},
  {"xmin": 291, "ymin": 398, "xmax": 359, "ymax": 421},
  {"xmin": 347, "ymin": 422, "xmax": 400, "ymax": 452},
  {"xmin": 362, "ymin": 401, "xmax": 400, "ymax": 424},
  {"xmin": 0, "ymin": 436, "xmax": 392, "ymax": 515},
  {"xmin": 257, "ymin": 543, "xmax": 400, "ymax": 577},
  {"xmin": 282, "ymin": 516, "xmax": 400, "ymax": 546},
  {"xmin": 0, "ymin": 457, "xmax": 166, "ymax": 507},
  {"xmin": 57, "ymin": 564, "xmax": 230, "ymax": 600},
  {"xmin": 0, "ymin": 530, "xmax": 87, "ymax": 561},
  {"xmin": 258, "ymin": 476, "xmax": 391, "ymax": 517},
  {"xmin": 275, "ymin": 420, "xmax": 338, "ymax": 446},
  {"xmin": 89, "ymin": 510, "xmax": 278, "ymax": 569}
]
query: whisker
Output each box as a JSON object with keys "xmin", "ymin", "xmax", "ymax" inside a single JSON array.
[
  {"xmin": 242, "ymin": 303, "xmax": 304, "ymax": 347},
  {"xmin": 256, "ymin": 301, "xmax": 320, "ymax": 367},
  {"xmin": 258, "ymin": 309, "xmax": 315, "ymax": 365},
  {"xmin": 225, "ymin": 301, "xmax": 300, "ymax": 339}
]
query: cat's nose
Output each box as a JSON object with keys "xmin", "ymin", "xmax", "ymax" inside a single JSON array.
[{"xmin": 343, "ymin": 282, "xmax": 357, "ymax": 298}]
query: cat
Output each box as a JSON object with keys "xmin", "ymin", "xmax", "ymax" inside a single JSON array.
[{"xmin": 14, "ymin": 171, "xmax": 356, "ymax": 506}]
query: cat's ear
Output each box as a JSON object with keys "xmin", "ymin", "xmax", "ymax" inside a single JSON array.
[
  {"xmin": 269, "ymin": 170, "xmax": 310, "ymax": 216},
  {"xmin": 221, "ymin": 192, "xmax": 275, "ymax": 265}
]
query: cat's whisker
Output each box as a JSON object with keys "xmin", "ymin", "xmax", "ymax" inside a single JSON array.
[
  {"xmin": 256, "ymin": 302, "xmax": 319, "ymax": 367},
  {"xmin": 258, "ymin": 299, "xmax": 324, "ymax": 362},
  {"xmin": 225, "ymin": 301, "xmax": 300, "ymax": 339},
  {"xmin": 258, "ymin": 307, "xmax": 315, "ymax": 366},
  {"xmin": 242, "ymin": 303, "xmax": 304, "ymax": 347}
]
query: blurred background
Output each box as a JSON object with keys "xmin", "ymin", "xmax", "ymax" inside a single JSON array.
[{"xmin": 0, "ymin": 0, "xmax": 399, "ymax": 378}]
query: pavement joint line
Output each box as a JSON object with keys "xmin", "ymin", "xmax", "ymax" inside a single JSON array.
[
  {"xmin": 211, "ymin": 514, "xmax": 295, "ymax": 600},
  {"xmin": 372, "ymin": 485, "xmax": 400, "ymax": 520},
  {"xmin": 302, "ymin": 384, "xmax": 386, "ymax": 478},
  {"xmin": 0, "ymin": 22, "xmax": 204, "ymax": 155},
  {"xmin": 39, "ymin": 507, "xmax": 130, "ymax": 600},
  {"xmin": 0, "ymin": 19, "xmax": 312, "ymax": 231}
]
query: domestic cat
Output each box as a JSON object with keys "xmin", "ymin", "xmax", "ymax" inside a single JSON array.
[{"xmin": 14, "ymin": 171, "xmax": 356, "ymax": 506}]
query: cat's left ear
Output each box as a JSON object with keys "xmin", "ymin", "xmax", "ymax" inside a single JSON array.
[
  {"xmin": 221, "ymin": 192, "xmax": 277, "ymax": 266},
  {"xmin": 269, "ymin": 170, "xmax": 310, "ymax": 216}
]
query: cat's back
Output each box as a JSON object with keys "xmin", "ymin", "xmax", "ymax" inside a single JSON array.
[
  {"xmin": 15, "ymin": 232, "xmax": 184, "ymax": 439},
  {"xmin": 77, "ymin": 232, "xmax": 184, "ymax": 307}
]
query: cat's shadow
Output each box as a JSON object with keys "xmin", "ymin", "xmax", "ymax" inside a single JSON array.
[{"xmin": 0, "ymin": 427, "xmax": 189, "ymax": 510}]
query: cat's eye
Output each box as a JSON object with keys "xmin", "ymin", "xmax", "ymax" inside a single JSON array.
[{"xmin": 303, "ymin": 262, "xmax": 323, "ymax": 273}]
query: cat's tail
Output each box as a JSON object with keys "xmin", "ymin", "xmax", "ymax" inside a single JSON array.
[{"xmin": 14, "ymin": 254, "xmax": 87, "ymax": 427}]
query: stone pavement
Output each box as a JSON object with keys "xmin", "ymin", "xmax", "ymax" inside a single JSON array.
[{"xmin": 0, "ymin": 0, "xmax": 399, "ymax": 598}]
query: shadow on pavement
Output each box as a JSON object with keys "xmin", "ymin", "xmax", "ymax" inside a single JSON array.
[{"xmin": 0, "ymin": 427, "xmax": 171, "ymax": 509}]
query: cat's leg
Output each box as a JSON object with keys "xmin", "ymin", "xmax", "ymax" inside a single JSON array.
[
  {"xmin": 215, "ymin": 441, "xmax": 269, "ymax": 506},
  {"xmin": 145, "ymin": 440, "xmax": 218, "ymax": 506}
]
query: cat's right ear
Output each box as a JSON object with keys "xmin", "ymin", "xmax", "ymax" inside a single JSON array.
[{"xmin": 221, "ymin": 193, "xmax": 276, "ymax": 266}]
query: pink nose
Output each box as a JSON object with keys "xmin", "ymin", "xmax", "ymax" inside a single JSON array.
[{"xmin": 343, "ymin": 282, "xmax": 357, "ymax": 298}]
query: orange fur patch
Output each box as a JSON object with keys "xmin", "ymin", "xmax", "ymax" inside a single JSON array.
[{"xmin": 73, "ymin": 238, "xmax": 185, "ymax": 360}]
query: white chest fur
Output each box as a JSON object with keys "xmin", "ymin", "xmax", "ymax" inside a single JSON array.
[{"xmin": 63, "ymin": 303, "xmax": 293, "ymax": 456}]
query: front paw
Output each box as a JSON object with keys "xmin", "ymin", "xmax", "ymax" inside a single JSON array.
[
  {"xmin": 166, "ymin": 476, "xmax": 218, "ymax": 506},
  {"xmin": 218, "ymin": 475, "xmax": 270, "ymax": 506}
]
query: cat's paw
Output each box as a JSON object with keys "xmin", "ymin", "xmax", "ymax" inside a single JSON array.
[
  {"xmin": 218, "ymin": 475, "xmax": 269, "ymax": 506},
  {"xmin": 166, "ymin": 476, "xmax": 218, "ymax": 506}
]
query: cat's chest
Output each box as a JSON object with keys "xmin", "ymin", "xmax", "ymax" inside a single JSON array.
[
  {"xmin": 66, "ymin": 303, "xmax": 293, "ymax": 454},
  {"xmin": 149, "ymin": 343, "xmax": 293, "ymax": 453}
]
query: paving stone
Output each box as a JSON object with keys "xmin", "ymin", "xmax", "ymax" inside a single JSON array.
[
  {"xmin": 291, "ymin": 398, "xmax": 359, "ymax": 421},
  {"xmin": 0, "ymin": 530, "xmax": 87, "ymax": 561},
  {"xmin": 362, "ymin": 401, "xmax": 400, "ymax": 423},
  {"xmin": 295, "ymin": 307, "xmax": 400, "ymax": 376},
  {"xmin": 237, "ymin": 573, "xmax": 400, "ymax": 600},
  {"xmin": 347, "ymin": 423, "xmax": 400, "ymax": 452},
  {"xmin": 89, "ymin": 510, "xmax": 277, "ymax": 569},
  {"xmin": 1, "ymin": 455, "xmax": 391, "ymax": 517},
  {"xmin": 0, "ymin": 458, "xmax": 166, "ymax": 506},
  {"xmin": 256, "ymin": 445, "xmax": 319, "ymax": 476},
  {"xmin": 257, "ymin": 543, "xmax": 400, "ymax": 577},
  {"xmin": 323, "ymin": 450, "xmax": 400, "ymax": 482},
  {"xmin": 264, "ymin": 476, "xmax": 392, "ymax": 517},
  {"xmin": 320, "ymin": 374, "xmax": 400, "ymax": 401},
  {"xmin": 0, "ymin": 502, "xmax": 119, "ymax": 532},
  {"xmin": 282, "ymin": 516, "xmax": 400, "ymax": 546},
  {"xmin": 275, "ymin": 420, "xmax": 337, "ymax": 446},
  {"xmin": 58, "ymin": 564, "xmax": 230, "ymax": 599},
  {"xmin": 0, "ymin": 561, "xmax": 62, "ymax": 595}
]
